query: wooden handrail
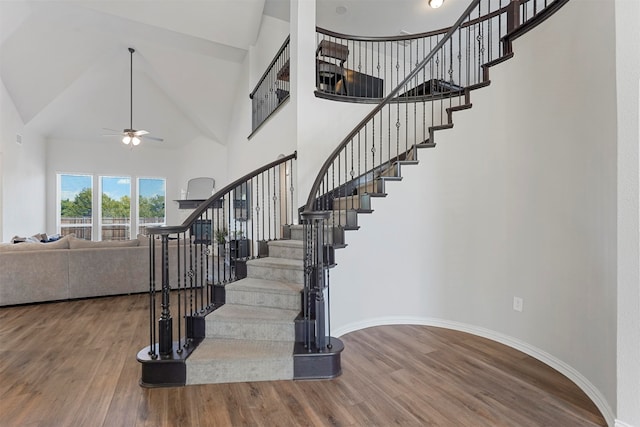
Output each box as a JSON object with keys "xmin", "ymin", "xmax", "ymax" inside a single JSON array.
[{"xmin": 249, "ymin": 36, "xmax": 290, "ymax": 100}]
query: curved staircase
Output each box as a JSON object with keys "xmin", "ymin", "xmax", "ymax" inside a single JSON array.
[{"xmin": 139, "ymin": 0, "xmax": 570, "ymax": 388}]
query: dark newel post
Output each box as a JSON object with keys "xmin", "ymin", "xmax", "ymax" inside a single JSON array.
[
  {"xmin": 314, "ymin": 218, "xmax": 326, "ymax": 351},
  {"xmin": 301, "ymin": 210, "xmax": 330, "ymax": 351},
  {"xmin": 159, "ymin": 234, "xmax": 173, "ymax": 356}
]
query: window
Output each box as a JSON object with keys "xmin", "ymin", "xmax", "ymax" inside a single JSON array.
[
  {"xmin": 100, "ymin": 176, "xmax": 131, "ymax": 241},
  {"xmin": 58, "ymin": 174, "xmax": 93, "ymax": 240},
  {"xmin": 137, "ymin": 178, "xmax": 166, "ymax": 236},
  {"xmin": 57, "ymin": 174, "xmax": 166, "ymax": 241}
]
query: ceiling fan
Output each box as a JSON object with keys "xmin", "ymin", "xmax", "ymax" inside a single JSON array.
[{"xmin": 103, "ymin": 47, "xmax": 163, "ymax": 146}]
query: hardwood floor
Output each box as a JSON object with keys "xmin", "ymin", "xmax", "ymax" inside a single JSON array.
[{"xmin": 0, "ymin": 294, "xmax": 606, "ymax": 426}]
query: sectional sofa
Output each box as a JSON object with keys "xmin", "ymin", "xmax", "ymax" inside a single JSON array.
[{"xmin": 0, "ymin": 235, "xmax": 152, "ymax": 306}]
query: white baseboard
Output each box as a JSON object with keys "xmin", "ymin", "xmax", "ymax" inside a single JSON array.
[
  {"xmin": 616, "ymin": 420, "xmax": 637, "ymax": 427},
  {"xmin": 332, "ymin": 316, "xmax": 616, "ymax": 427}
]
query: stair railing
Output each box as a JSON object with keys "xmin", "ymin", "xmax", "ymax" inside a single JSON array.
[
  {"xmin": 143, "ymin": 152, "xmax": 297, "ymax": 362},
  {"xmin": 300, "ymin": 0, "xmax": 566, "ymax": 353},
  {"xmin": 250, "ymin": 36, "xmax": 291, "ymax": 135}
]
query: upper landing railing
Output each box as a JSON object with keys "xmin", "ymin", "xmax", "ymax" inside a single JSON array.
[
  {"xmin": 315, "ymin": 0, "xmax": 565, "ymax": 101},
  {"xmin": 249, "ymin": 36, "xmax": 291, "ymax": 135},
  {"xmin": 301, "ymin": 0, "xmax": 569, "ymax": 353}
]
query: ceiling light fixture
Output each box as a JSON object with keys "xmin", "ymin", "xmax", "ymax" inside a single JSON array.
[{"xmin": 429, "ymin": 0, "xmax": 444, "ymax": 8}]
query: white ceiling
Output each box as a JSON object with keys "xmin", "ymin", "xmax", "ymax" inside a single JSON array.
[{"xmin": 0, "ymin": 0, "xmax": 466, "ymax": 149}]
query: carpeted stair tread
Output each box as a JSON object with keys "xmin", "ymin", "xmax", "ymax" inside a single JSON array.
[
  {"xmin": 247, "ymin": 257, "xmax": 303, "ymax": 270},
  {"xmin": 185, "ymin": 338, "xmax": 293, "ymax": 384},
  {"xmin": 267, "ymin": 239, "xmax": 304, "ymax": 260},
  {"xmin": 206, "ymin": 304, "xmax": 298, "ymax": 341},
  {"xmin": 246, "ymin": 257, "xmax": 304, "ymax": 284},
  {"xmin": 188, "ymin": 338, "xmax": 293, "ymax": 362},
  {"xmin": 268, "ymin": 239, "xmax": 304, "ymax": 250},
  {"xmin": 225, "ymin": 277, "xmax": 302, "ymax": 310},
  {"xmin": 226, "ymin": 277, "xmax": 302, "ymax": 296},
  {"xmin": 209, "ymin": 303, "xmax": 299, "ymax": 323}
]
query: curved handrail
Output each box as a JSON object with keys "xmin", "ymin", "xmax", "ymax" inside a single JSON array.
[
  {"xmin": 147, "ymin": 151, "xmax": 297, "ymax": 235},
  {"xmin": 304, "ymin": 0, "xmax": 482, "ymax": 212},
  {"xmin": 316, "ymin": 2, "xmax": 520, "ymax": 43}
]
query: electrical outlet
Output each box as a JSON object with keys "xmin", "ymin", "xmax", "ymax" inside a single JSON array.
[{"xmin": 513, "ymin": 296, "xmax": 524, "ymax": 312}]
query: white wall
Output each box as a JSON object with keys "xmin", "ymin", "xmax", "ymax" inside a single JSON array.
[
  {"xmin": 615, "ymin": 0, "xmax": 640, "ymax": 425},
  {"xmin": 329, "ymin": 0, "xmax": 617, "ymax": 423},
  {"xmin": 0, "ymin": 79, "xmax": 46, "ymax": 241}
]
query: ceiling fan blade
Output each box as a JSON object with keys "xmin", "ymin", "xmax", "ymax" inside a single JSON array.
[
  {"xmin": 102, "ymin": 127, "xmax": 123, "ymax": 133},
  {"xmin": 142, "ymin": 135, "xmax": 164, "ymax": 142},
  {"xmin": 133, "ymin": 130, "xmax": 149, "ymax": 136}
]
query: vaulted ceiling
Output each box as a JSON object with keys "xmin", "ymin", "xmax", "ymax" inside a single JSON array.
[{"xmin": 0, "ymin": 0, "xmax": 465, "ymax": 148}]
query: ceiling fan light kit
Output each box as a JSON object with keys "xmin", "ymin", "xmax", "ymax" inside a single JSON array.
[{"xmin": 429, "ymin": 0, "xmax": 444, "ymax": 8}]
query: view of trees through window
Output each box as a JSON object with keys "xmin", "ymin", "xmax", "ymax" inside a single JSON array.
[
  {"xmin": 59, "ymin": 174, "xmax": 93, "ymax": 240},
  {"xmin": 58, "ymin": 174, "xmax": 165, "ymax": 241},
  {"xmin": 101, "ymin": 176, "xmax": 131, "ymax": 240},
  {"xmin": 138, "ymin": 178, "xmax": 166, "ymax": 236}
]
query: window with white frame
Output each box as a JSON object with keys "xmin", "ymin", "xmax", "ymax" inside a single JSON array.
[{"xmin": 57, "ymin": 173, "xmax": 166, "ymax": 241}]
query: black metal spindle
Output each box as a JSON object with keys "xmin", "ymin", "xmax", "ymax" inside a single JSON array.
[
  {"xmin": 273, "ymin": 166, "xmax": 277, "ymax": 238},
  {"xmin": 149, "ymin": 237, "xmax": 156, "ymax": 358}
]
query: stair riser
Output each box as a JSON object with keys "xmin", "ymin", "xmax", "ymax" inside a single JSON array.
[
  {"xmin": 268, "ymin": 244, "xmax": 304, "ymax": 260},
  {"xmin": 333, "ymin": 195, "xmax": 371, "ymax": 211},
  {"xmin": 328, "ymin": 210, "xmax": 358, "ymax": 228},
  {"xmin": 186, "ymin": 359, "xmax": 293, "ymax": 385},
  {"xmin": 356, "ymin": 180, "xmax": 382, "ymax": 195},
  {"xmin": 225, "ymin": 290, "xmax": 300, "ymax": 311},
  {"xmin": 206, "ymin": 319, "xmax": 295, "ymax": 341},
  {"xmin": 247, "ymin": 264, "xmax": 304, "ymax": 284},
  {"xmin": 289, "ymin": 226, "xmax": 345, "ymax": 246},
  {"xmin": 380, "ymin": 163, "xmax": 399, "ymax": 177}
]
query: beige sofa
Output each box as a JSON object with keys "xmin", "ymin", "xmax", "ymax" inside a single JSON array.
[{"xmin": 0, "ymin": 235, "xmax": 152, "ymax": 306}]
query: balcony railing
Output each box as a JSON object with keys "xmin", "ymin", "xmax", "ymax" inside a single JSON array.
[
  {"xmin": 249, "ymin": 36, "xmax": 291, "ymax": 135},
  {"xmin": 314, "ymin": 0, "xmax": 562, "ymax": 102}
]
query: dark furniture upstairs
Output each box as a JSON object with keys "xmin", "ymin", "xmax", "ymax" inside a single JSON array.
[
  {"xmin": 315, "ymin": 40, "xmax": 384, "ymax": 99},
  {"xmin": 316, "ymin": 40, "xmax": 349, "ymax": 96}
]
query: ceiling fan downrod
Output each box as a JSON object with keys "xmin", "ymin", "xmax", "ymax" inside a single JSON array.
[
  {"xmin": 123, "ymin": 47, "xmax": 140, "ymax": 146},
  {"xmin": 128, "ymin": 47, "xmax": 134, "ymax": 133}
]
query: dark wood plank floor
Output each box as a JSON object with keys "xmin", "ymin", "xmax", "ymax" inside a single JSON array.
[{"xmin": 0, "ymin": 294, "xmax": 606, "ymax": 426}]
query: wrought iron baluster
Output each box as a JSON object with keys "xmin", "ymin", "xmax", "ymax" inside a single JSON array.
[
  {"xmin": 176, "ymin": 233, "xmax": 183, "ymax": 353},
  {"xmin": 267, "ymin": 169, "xmax": 272, "ymax": 240},
  {"xmin": 159, "ymin": 234, "xmax": 172, "ymax": 356},
  {"xmin": 273, "ymin": 165, "xmax": 277, "ymax": 239},
  {"xmin": 289, "ymin": 160, "xmax": 295, "ymax": 226},
  {"xmin": 149, "ymin": 236, "xmax": 157, "ymax": 358}
]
